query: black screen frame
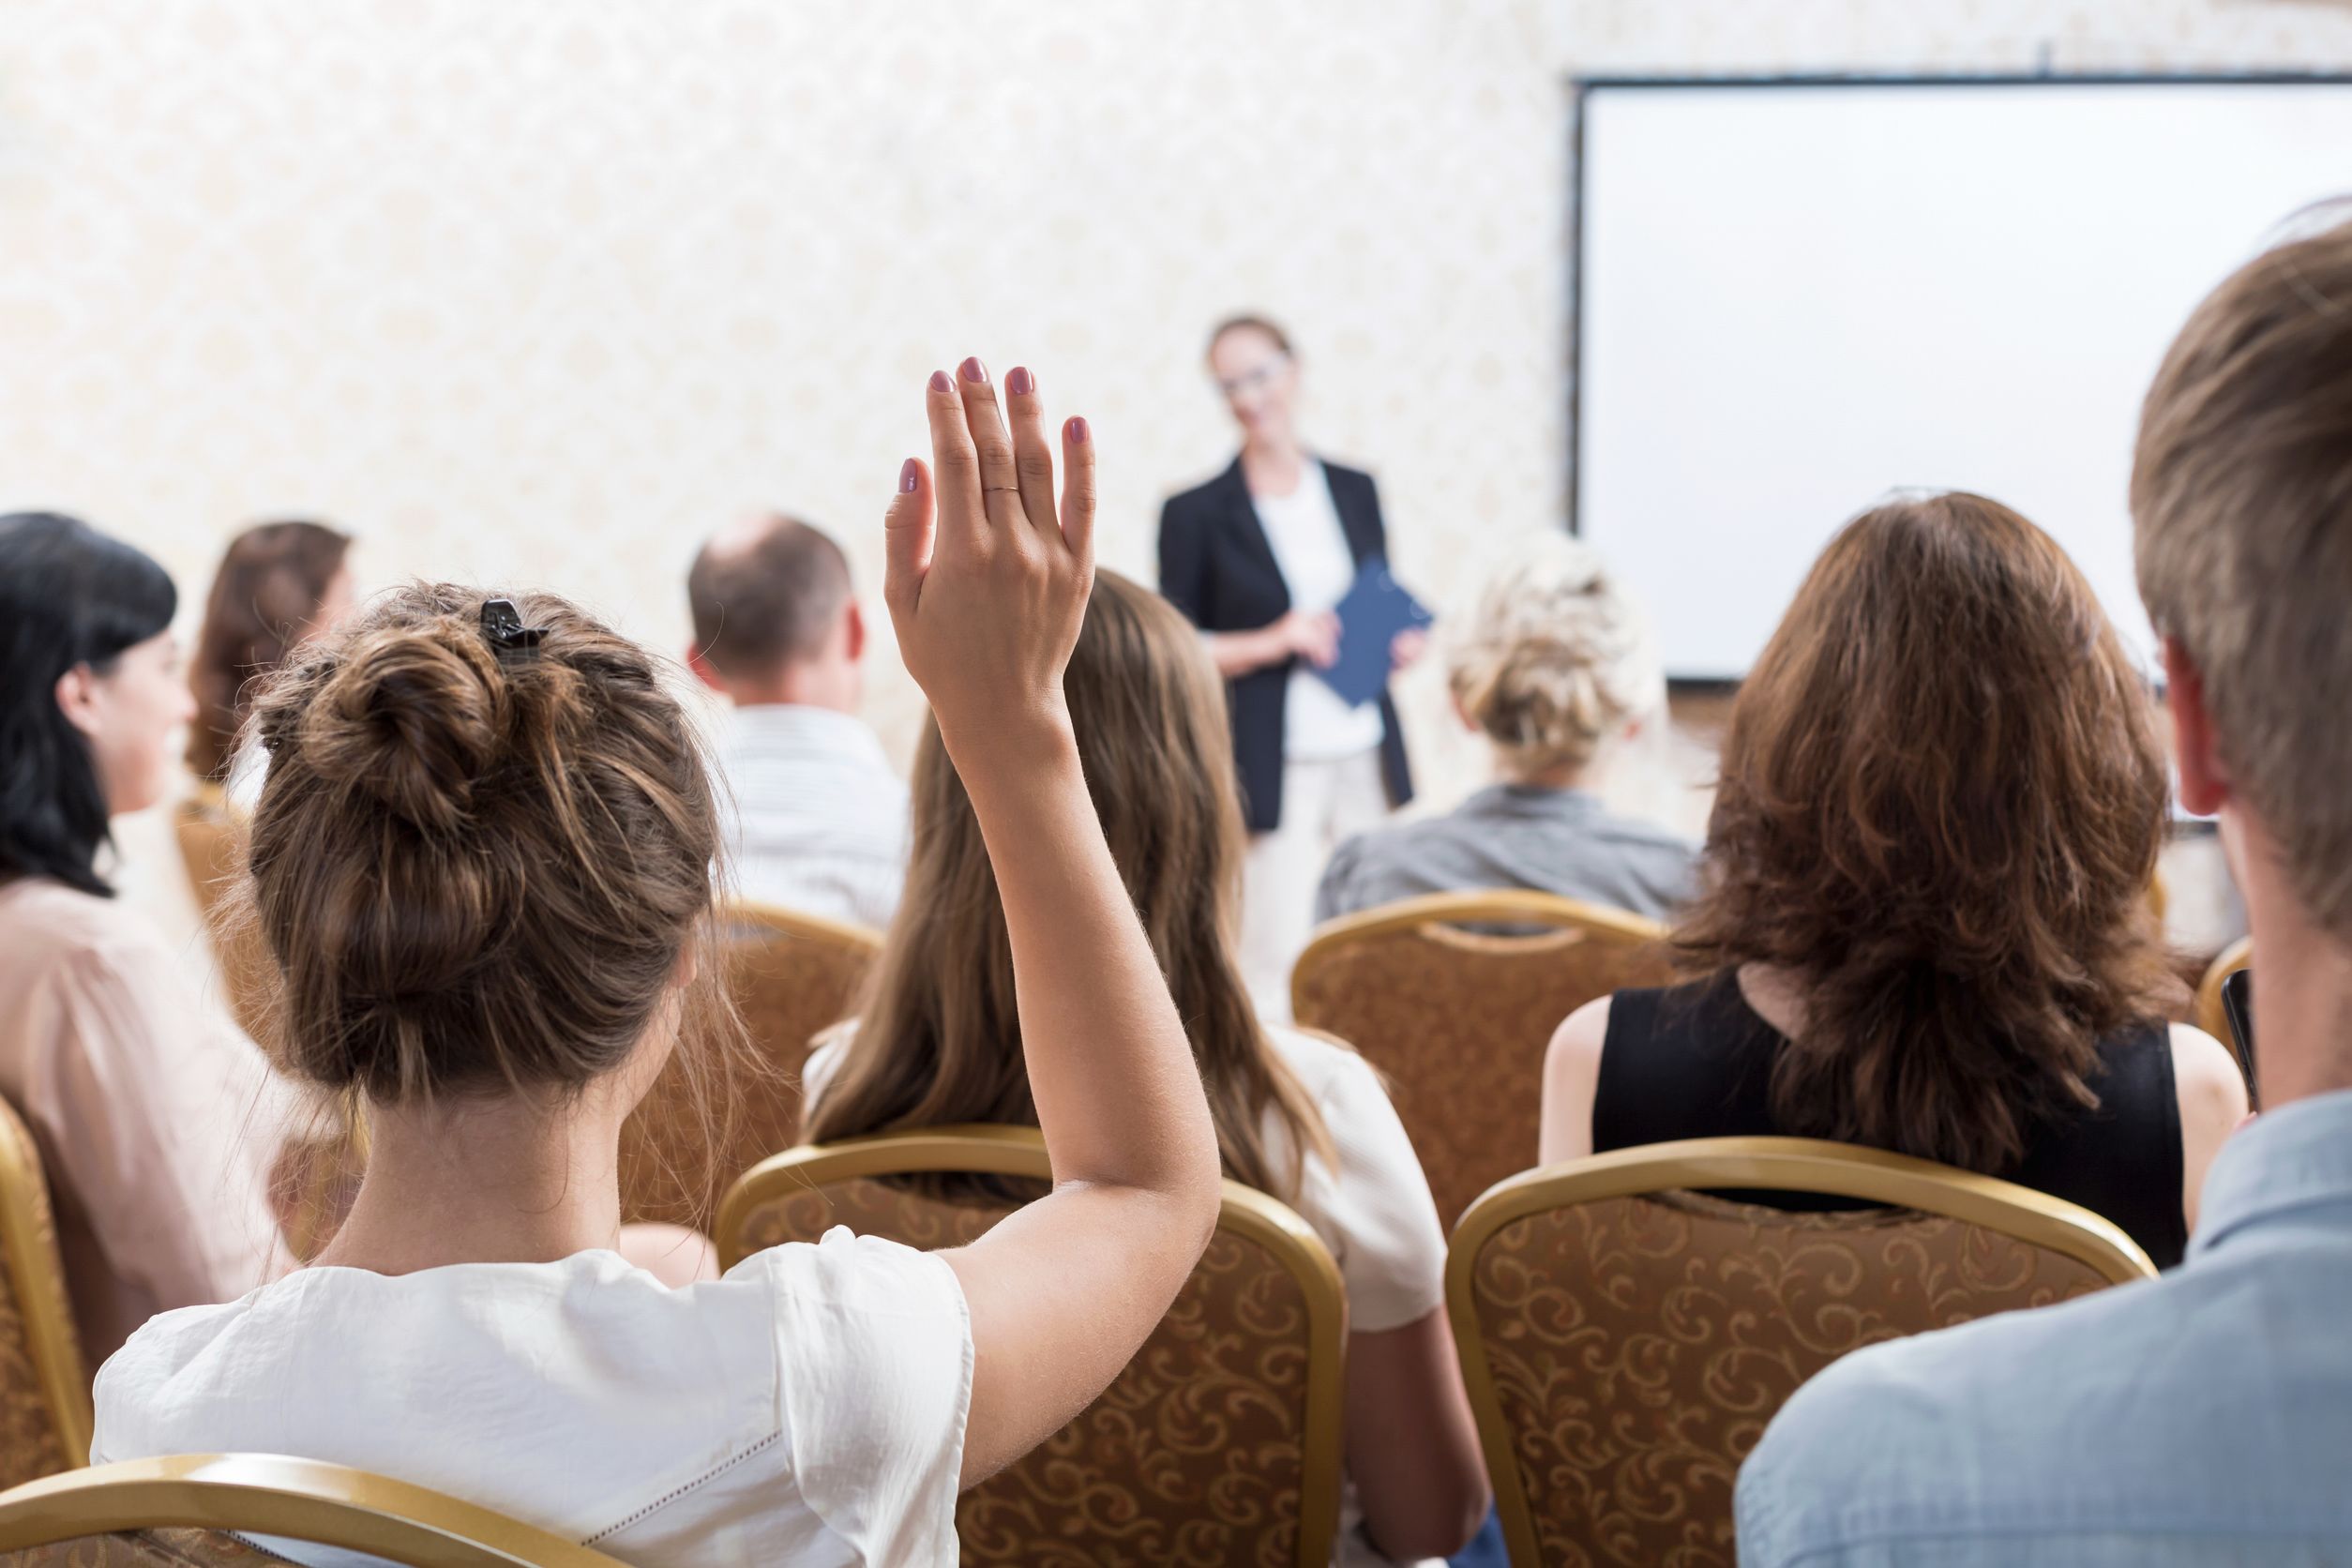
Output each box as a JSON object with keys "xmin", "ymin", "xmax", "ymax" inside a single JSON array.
[{"xmin": 1564, "ymin": 71, "xmax": 2352, "ymax": 696}]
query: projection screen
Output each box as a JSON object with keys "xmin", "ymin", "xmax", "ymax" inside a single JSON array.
[{"xmin": 1573, "ymin": 77, "xmax": 2352, "ymax": 683}]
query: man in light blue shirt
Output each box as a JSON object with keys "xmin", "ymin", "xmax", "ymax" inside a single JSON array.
[{"xmin": 1738, "ymin": 215, "xmax": 2352, "ymax": 1563}]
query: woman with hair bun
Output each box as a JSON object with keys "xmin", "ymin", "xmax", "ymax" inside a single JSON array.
[
  {"xmin": 1539, "ymin": 493, "xmax": 2247, "ymax": 1269},
  {"xmin": 1315, "ymin": 534, "xmax": 1696, "ymax": 925},
  {"xmin": 0, "ymin": 513, "xmax": 295, "ymax": 1364},
  {"xmin": 94, "ymin": 363, "xmax": 1226, "ymax": 1566}
]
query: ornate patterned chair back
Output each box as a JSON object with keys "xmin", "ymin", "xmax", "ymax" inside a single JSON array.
[
  {"xmin": 0, "ymin": 1454, "xmax": 627, "ymax": 1565},
  {"xmin": 170, "ymin": 790, "xmax": 277, "ymax": 1044},
  {"xmin": 1290, "ymin": 890, "xmax": 1675, "ymax": 1228},
  {"xmin": 0, "ymin": 1097, "xmax": 89, "ymax": 1492},
  {"xmin": 618, "ymin": 901, "xmax": 881, "ymax": 1228},
  {"xmin": 717, "ymin": 1125, "xmax": 1349, "ymax": 1568},
  {"xmin": 1449, "ymin": 1137, "xmax": 2159, "ymax": 1568},
  {"xmin": 2194, "ymin": 936, "xmax": 2254, "ymax": 1078}
]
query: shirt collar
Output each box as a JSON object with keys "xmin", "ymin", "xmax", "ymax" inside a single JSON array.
[
  {"xmin": 2190, "ymin": 1085, "xmax": 2352, "ymax": 1259},
  {"xmin": 1461, "ymin": 783, "xmax": 1605, "ymax": 820}
]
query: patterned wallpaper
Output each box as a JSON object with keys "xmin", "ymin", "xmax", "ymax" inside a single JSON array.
[{"xmin": 4, "ymin": 0, "xmax": 2347, "ymax": 935}]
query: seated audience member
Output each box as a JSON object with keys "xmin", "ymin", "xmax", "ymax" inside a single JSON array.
[
  {"xmin": 95, "ymin": 366, "xmax": 1226, "ymax": 1566},
  {"xmin": 1314, "ymin": 535, "xmax": 1696, "ymax": 924},
  {"xmin": 804, "ymin": 568, "xmax": 1491, "ymax": 1566},
  {"xmin": 1540, "ymin": 492, "xmax": 2245, "ymax": 1270},
  {"xmin": 0, "ymin": 513, "xmax": 294, "ymax": 1363},
  {"xmin": 1736, "ymin": 219, "xmax": 2352, "ymax": 1566},
  {"xmin": 686, "ymin": 512, "xmax": 909, "ymax": 929},
  {"xmin": 188, "ymin": 520, "xmax": 356, "ymax": 807}
]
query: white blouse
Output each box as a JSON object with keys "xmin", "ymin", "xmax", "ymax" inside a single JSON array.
[{"xmin": 94, "ymin": 1229, "xmax": 973, "ymax": 1567}]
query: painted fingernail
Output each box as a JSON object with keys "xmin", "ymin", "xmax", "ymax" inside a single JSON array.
[
  {"xmin": 927, "ymin": 369, "xmax": 952, "ymax": 394},
  {"xmin": 1005, "ymin": 366, "xmax": 1034, "ymax": 396},
  {"xmin": 899, "ymin": 459, "xmax": 919, "ymax": 493},
  {"xmin": 960, "ymin": 355, "xmax": 988, "ymax": 384},
  {"xmin": 1066, "ymin": 416, "xmax": 1089, "ymax": 444}
]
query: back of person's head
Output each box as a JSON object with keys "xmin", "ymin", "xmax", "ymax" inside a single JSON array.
[
  {"xmin": 686, "ymin": 515, "xmax": 853, "ymax": 685},
  {"xmin": 0, "ymin": 514, "xmax": 178, "ymax": 898},
  {"xmin": 1448, "ymin": 535, "xmax": 1661, "ymax": 781},
  {"xmin": 1680, "ymin": 492, "xmax": 2172, "ymax": 1172},
  {"xmin": 188, "ymin": 520, "xmax": 354, "ymax": 782},
  {"xmin": 807, "ymin": 568, "xmax": 1328, "ymax": 1196},
  {"xmin": 243, "ymin": 582, "xmax": 734, "ymax": 1111},
  {"xmin": 2134, "ymin": 211, "xmax": 2352, "ymax": 940}
]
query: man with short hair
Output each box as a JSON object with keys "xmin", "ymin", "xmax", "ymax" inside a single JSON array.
[
  {"xmin": 686, "ymin": 514, "xmax": 908, "ymax": 929},
  {"xmin": 1737, "ymin": 214, "xmax": 2352, "ymax": 1562}
]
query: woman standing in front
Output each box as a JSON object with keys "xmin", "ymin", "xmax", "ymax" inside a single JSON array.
[{"xmin": 1160, "ymin": 317, "xmax": 1421, "ymax": 1018}]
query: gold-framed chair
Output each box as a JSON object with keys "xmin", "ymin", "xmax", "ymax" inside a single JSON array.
[
  {"xmin": 619, "ymin": 900, "xmax": 882, "ymax": 1228},
  {"xmin": 170, "ymin": 788, "xmax": 276, "ymax": 1044},
  {"xmin": 0, "ymin": 1454, "xmax": 626, "ymax": 1565},
  {"xmin": 1290, "ymin": 890, "xmax": 1676, "ymax": 1228},
  {"xmin": 0, "ymin": 1098, "xmax": 90, "ymax": 1492},
  {"xmin": 2194, "ymin": 935, "xmax": 2254, "ymax": 1070},
  {"xmin": 1449, "ymin": 1137, "xmax": 2158, "ymax": 1568},
  {"xmin": 717, "ymin": 1125, "xmax": 1348, "ymax": 1568}
]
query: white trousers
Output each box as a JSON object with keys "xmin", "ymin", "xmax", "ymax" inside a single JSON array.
[{"xmin": 1239, "ymin": 749, "xmax": 1391, "ymax": 1023}]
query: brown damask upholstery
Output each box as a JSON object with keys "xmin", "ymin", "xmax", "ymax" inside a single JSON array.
[
  {"xmin": 0, "ymin": 1097, "xmax": 90, "ymax": 1493},
  {"xmin": 618, "ymin": 903, "xmax": 881, "ymax": 1228},
  {"xmin": 1451, "ymin": 1139, "xmax": 2156, "ymax": 1568},
  {"xmin": 9, "ymin": 1530, "xmax": 295, "ymax": 1565},
  {"xmin": 722, "ymin": 1129, "xmax": 1347, "ymax": 1568},
  {"xmin": 170, "ymin": 792, "xmax": 277, "ymax": 1045},
  {"xmin": 1291, "ymin": 891, "xmax": 1674, "ymax": 1228}
]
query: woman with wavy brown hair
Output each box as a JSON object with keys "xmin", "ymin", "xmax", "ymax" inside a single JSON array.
[
  {"xmin": 805, "ymin": 567, "xmax": 1490, "ymax": 1565},
  {"xmin": 187, "ymin": 520, "xmax": 355, "ymax": 794},
  {"xmin": 1538, "ymin": 492, "xmax": 2245, "ymax": 1268}
]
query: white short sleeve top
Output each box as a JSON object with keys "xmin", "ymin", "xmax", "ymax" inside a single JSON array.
[
  {"xmin": 93, "ymin": 1229, "xmax": 973, "ymax": 1567},
  {"xmin": 803, "ymin": 1022, "xmax": 1445, "ymax": 1334}
]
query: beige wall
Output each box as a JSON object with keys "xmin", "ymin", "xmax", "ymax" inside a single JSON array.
[{"xmin": 3, "ymin": 0, "xmax": 2344, "ymax": 942}]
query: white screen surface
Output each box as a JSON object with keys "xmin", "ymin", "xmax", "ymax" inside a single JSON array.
[{"xmin": 1576, "ymin": 81, "xmax": 2352, "ymax": 682}]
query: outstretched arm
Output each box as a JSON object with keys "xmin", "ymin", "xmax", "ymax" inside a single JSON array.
[{"xmin": 884, "ymin": 359, "xmax": 1222, "ymax": 1487}]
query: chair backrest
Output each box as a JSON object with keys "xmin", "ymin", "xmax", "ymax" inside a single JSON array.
[
  {"xmin": 170, "ymin": 790, "xmax": 276, "ymax": 1044},
  {"xmin": 0, "ymin": 1098, "xmax": 89, "ymax": 1491},
  {"xmin": 717, "ymin": 1126, "xmax": 1348, "ymax": 1568},
  {"xmin": 1449, "ymin": 1137, "xmax": 2158, "ymax": 1568},
  {"xmin": 2194, "ymin": 935, "xmax": 2254, "ymax": 1072},
  {"xmin": 618, "ymin": 900, "xmax": 882, "ymax": 1228},
  {"xmin": 0, "ymin": 1454, "xmax": 626, "ymax": 1566},
  {"xmin": 1290, "ymin": 890, "xmax": 1676, "ymax": 1227}
]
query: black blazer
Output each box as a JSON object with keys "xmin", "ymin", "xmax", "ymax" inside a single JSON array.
[{"xmin": 1158, "ymin": 456, "xmax": 1413, "ymax": 834}]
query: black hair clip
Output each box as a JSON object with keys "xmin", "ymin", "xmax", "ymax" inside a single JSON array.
[{"xmin": 480, "ymin": 597, "xmax": 546, "ymax": 653}]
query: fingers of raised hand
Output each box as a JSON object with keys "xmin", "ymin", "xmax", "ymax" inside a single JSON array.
[
  {"xmin": 882, "ymin": 456, "xmax": 934, "ymax": 622},
  {"xmin": 1004, "ymin": 366, "xmax": 1060, "ymax": 544},
  {"xmin": 1059, "ymin": 415, "xmax": 1095, "ymax": 562},
  {"xmin": 927, "ymin": 369, "xmax": 983, "ymax": 554},
  {"xmin": 955, "ymin": 357, "xmax": 1021, "ymax": 527}
]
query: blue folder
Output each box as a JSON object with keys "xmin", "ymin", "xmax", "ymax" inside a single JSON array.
[{"xmin": 1314, "ymin": 561, "xmax": 1434, "ymax": 709}]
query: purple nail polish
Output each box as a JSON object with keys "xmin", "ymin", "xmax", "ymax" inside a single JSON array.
[
  {"xmin": 1006, "ymin": 366, "xmax": 1034, "ymax": 396},
  {"xmin": 899, "ymin": 459, "xmax": 919, "ymax": 493},
  {"xmin": 960, "ymin": 356, "xmax": 988, "ymax": 384},
  {"xmin": 1066, "ymin": 416, "xmax": 1089, "ymax": 444},
  {"xmin": 928, "ymin": 369, "xmax": 953, "ymax": 394}
]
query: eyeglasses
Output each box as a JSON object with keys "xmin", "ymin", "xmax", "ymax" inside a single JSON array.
[{"xmin": 1214, "ymin": 354, "xmax": 1290, "ymax": 399}]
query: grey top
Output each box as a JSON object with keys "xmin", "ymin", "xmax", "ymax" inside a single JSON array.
[{"xmin": 1313, "ymin": 784, "xmax": 1698, "ymax": 926}]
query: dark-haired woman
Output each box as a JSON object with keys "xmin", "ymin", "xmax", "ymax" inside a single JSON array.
[
  {"xmin": 0, "ymin": 513, "xmax": 295, "ymax": 1362},
  {"xmin": 1539, "ymin": 493, "xmax": 2246, "ymax": 1268},
  {"xmin": 187, "ymin": 520, "xmax": 355, "ymax": 805}
]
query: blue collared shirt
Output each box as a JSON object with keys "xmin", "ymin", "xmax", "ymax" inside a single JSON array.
[{"xmin": 1736, "ymin": 1087, "xmax": 2352, "ymax": 1565}]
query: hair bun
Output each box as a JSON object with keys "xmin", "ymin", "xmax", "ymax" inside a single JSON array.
[{"xmin": 301, "ymin": 623, "xmax": 507, "ymax": 833}]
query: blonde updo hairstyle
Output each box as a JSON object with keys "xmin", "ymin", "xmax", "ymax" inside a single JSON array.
[
  {"xmin": 1447, "ymin": 535, "xmax": 1661, "ymax": 781},
  {"xmin": 239, "ymin": 583, "xmax": 742, "ymax": 1121}
]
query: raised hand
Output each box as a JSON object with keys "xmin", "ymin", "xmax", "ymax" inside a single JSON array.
[{"xmin": 883, "ymin": 357, "xmax": 1094, "ymax": 757}]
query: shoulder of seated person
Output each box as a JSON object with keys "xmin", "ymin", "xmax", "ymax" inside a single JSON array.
[
  {"xmin": 1261, "ymin": 1022, "xmax": 1380, "ymax": 1099},
  {"xmin": 1, "ymin": 879, "xmax": 173, "ymax": 973},
  {"xmin": 1547, "ymin": 995, "xmax": 1614, "ymax": 1063},
  {"xmin": 2167, "ymin": 1019, "xmax": 2250, "ymax": 1112}
]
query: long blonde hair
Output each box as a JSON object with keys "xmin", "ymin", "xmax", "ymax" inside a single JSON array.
[{"xmin": 806, "ymin": 569, "xmax": 1332, "ymax": 1199}]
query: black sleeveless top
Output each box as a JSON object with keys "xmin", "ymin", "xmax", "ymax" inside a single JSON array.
[{"xmin": 1593, "ymin": 971, "xmax": 2188, "ymax": 1268}]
